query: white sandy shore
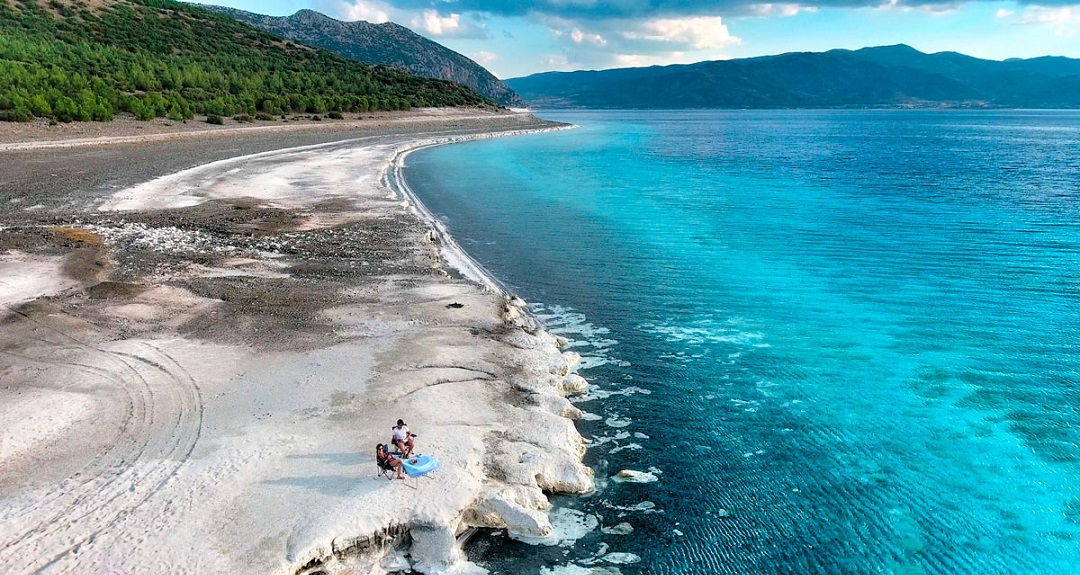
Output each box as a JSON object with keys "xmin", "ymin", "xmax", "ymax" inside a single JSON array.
[{"xmin": 0, "ymin": 117, "xmax": 592, "ymax": 574}]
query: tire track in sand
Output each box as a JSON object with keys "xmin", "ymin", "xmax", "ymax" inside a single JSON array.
[{"xmin": 0, "ymin": 341, "xmax": 204, "ymax": 573}]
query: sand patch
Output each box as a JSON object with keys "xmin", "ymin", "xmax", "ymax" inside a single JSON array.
[
  {"xmin": 0, "ymin": 251, "xmax": 80, "ymax": 309},
  {"xmin": 104, "ymin": 285, "xmax": 221, "ymax": 328},
  {"xmin": 0, "ymin": 387, "xmax": 97, "ymax": 462}
]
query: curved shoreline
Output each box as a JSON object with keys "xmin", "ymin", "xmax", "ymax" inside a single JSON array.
[
  {"xmin": 385, "ymin": 124, "xmax": 577, "ymax": 295},
  {"xmin": 0, "ymin": 113, "xmax": 594, "ymax": 575}
]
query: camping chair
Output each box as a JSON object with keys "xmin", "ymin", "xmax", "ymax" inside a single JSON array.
[
  {"xmin": 376, "ymin": 459, "xmax": 395, "ymax": 481},
  {"xmin": 376, "ymin": 445, "xmax": 399, "ymax": 481}
]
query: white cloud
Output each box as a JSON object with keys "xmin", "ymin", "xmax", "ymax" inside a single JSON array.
[
  {"xmin": 995, "ymin": 8, "xmax": 1015, "ymax": 19},
  {"xmin": 416, "ymin": 9, "xmax": 490, "ymax": 38},
  {"xmin": 538, "ymin": 13, "xmax": 742, "ymax": 72},
  {"xmin": 571, "ymin": 27, "xmax": 607, "ymax": 45},
  {"xmin": 749, "ymin": 4, "xmax": 817, "ymax": 17},
  {"xmin": 473, "ymin": 50, "xmax": 498, "ymax": 64},
  {"xmin": 614, "ymin": 52, "xmax": 700, "ymax": 67},
  {"xmin": 624, "ymin": 16, "xmax": 740, "ymax": 50},
  {"xmin": 415, "ymin": 10, "xmax": 463, "ymax": 35},
  {"xmin": 873, "ymin": 0, "xmax": 959, "ymax": 15},
  {"xmin": 336, "ymin": 0, "xmax": 391, "ymax": 23},
  {"xmin": 334, "ymin": 1, "xmax": 489, "ymax": 38},
  {"xmin": 1016, "ymin": 6, "xmax": 1078, "ymax": 26},
  {"xmin": 538, "ymin": 54, "xmax": 571, "ymax": 69},
  {"xmin": 1000, "ymin": 6, "xmax": 1080, "ymax": 38}
]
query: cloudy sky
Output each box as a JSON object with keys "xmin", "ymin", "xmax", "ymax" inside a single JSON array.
[{"xmin": 203, "ymin": 0, "xmax": 1080, "ymax": 78}]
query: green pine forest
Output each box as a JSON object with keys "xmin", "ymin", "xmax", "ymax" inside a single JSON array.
[{"xmin": 0, "ymin": 0, "xmax": 493, "ymax": 123}]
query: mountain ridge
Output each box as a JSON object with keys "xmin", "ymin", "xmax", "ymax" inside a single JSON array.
[
  {"xmin": 507, "ymin": 45, "xmax": 1080, "ymax": 109},
  {"xmin": 0, "ymin": 0, "xmax": 490, "ymax": 123},
  {"xmin": 205, "ymin": 5, "xmax": 524, "ymax": 107}
]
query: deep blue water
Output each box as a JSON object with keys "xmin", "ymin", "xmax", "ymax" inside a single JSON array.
[{"xmin": 405, "ymin": 110, "xmax": 1080, "ymax": 575}]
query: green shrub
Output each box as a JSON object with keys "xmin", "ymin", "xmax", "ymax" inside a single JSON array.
[
  {"xmin": 327, "ymin": 111, "xmax": 344, "ymax": 120},
  {"xmin": 206, "ymin": 114, "xmax": 224, "ymax": 125},
  {"xmin": 0, "ymin": 107, "xmax": 33, "ymax": 122},
  {"xmin": 0, "ymin": 0, "xmax": 492, "ymax": 124}
]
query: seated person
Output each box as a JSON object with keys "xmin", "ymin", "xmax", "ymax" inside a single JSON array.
[
  {"xmin": 376, "ymin": 443, "xmax": 405, "ymax": 480},
  {"xmin": 392, "ymin": 419, "xmax": 416, "ymax": 458}
]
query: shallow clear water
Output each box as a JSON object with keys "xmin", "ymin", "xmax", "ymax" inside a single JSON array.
[{"xmin": 405, "ymin": 110, "xmax": 1080, "ymax": 574}]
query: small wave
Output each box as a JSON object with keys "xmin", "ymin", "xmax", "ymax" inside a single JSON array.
[
  {"xmin": 573, "ymin": 385, "xmax": 651, "ymax": 403},
  {"xmin": 639, "ymin": 318, "xmax": 766, "ymax": 348},
  {"xmin": 531, "ymin": 303, "xmax": 629, "ymax": 369},
  {"xmin": 591, "ymin": 430, "xmax": 631, "ymax": 446}
]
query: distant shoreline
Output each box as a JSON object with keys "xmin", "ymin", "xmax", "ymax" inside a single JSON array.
[
  {"xmin": 0, "ymin": 107, "xmax": 521, "ymax": 150},
  {"xmin": 523, "ymin": 105, "xmax": 1080, "ymax": 111}
]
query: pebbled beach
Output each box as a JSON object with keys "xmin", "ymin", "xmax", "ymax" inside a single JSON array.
[{"xmin": 0, "ymin": 108, "xmax": 592, "ymax": 574}]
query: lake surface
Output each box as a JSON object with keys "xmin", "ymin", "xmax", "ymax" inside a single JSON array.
[{"xmin": 404, "ymin": 110, "xmax": 1080, "ymax": 575}]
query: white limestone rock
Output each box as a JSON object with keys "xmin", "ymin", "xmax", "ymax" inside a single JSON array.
[
  {"xmin": 410, "ymin": 523, "xmax": 462, "ymax": 575},
  {"xmin": 537, "ymin": 395, "xmax": 585, "ymax": 419},
  {"xmin": 502, "ymin": 329, "xmax": 550, "ymax": 350},
  {"xmin": 467, "ymin": 493, "xmax": 552, "ymax": 537},
  {"xmin": 559, "ymin": 374, "xmax": 589, "ymax": 395},
  {"xmin": 548, "ymin": 351, "xmax": 581, "ymax": 376}
]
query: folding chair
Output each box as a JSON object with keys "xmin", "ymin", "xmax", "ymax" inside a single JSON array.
[
  {"xmin": 376, "ymin": 444, "xmax": 400, "ymax": 481},
  {"xmin": 390, "ymin": 426, "xmax": 416, "ymax": 458},
  {"xmin": 376, "ymin": 458, "xmax": 396, "ymax": 481}
]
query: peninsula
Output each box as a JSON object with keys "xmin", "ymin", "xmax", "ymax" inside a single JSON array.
[{"xmin": 0, "ymin": 109, "xmax": 593, "ymax": 574}]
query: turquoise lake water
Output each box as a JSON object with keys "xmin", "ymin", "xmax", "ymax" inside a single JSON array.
[{"xmin": 404, "ymin": 110, "xmax": 1080, "ymax": 574}]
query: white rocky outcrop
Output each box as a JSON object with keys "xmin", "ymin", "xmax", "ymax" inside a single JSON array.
[{"xmin": 0, "ymin": 118, "xmax": 591, "ymax": 575}]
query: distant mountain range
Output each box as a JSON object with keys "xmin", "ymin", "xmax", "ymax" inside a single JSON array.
[
  {"xmin": 506, "ymin": 45, "xmax": 1080, "ymax": 109},
  {"xmin": 206, "ymin": 6, "xmax": 524, "ymax": 107}
]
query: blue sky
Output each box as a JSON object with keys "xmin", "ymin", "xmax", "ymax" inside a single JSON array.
[{"xmin": 198, "ymin": 0, "xmax": 1080, "ymax": 78}]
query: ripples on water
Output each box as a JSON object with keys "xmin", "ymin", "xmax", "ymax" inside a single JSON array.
[{"xmin": 405, "ymin": 110, "xmax": 1080, "ymax": 574}]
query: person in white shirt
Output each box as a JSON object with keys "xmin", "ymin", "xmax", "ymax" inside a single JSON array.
[{"xmin": 392, "ymin": 419, "xmax": 415, "ymax": 458}]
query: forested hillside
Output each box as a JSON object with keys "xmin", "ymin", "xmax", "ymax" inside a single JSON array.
[
  {"xmin": 0, "ymin": 0, "xmax": 491, "ymax": 123},
  {"xmin": 209, "ymin": 7, "xmax": 525, "ymax": 107}
]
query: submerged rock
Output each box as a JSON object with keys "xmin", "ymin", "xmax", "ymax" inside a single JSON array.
[
  {"xmin": 612, "ymin": 470, "xmax": 659, "ymax": 484},
  {"xmin": 601, "ymin": 522, "xmax": 634, "ymax": 535},
  {"xmin": 601, "ymin": 552, "xmax": 641, "ymax": 564}
]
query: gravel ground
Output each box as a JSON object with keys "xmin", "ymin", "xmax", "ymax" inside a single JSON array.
[
  {"xmin": 0, "ymin": 111, "xmax": 560, "ymax": 349},
  {"xmin": 0, "ymin": 111, "xmax": 555, "ymax": 211}
]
